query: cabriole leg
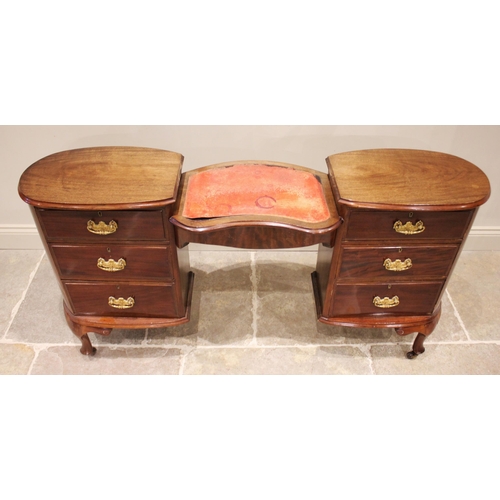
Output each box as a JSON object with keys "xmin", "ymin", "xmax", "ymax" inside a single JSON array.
[
  {"xmin": 407, "ymin": 333, "xmax": 426, "ymax": 360},
  {"xmin": 79, "ymin": 333, "xmax": 97, "ymax": 356},
  {"xmin": 63, "ymin": 303, "xmax": 112, "ymax": 355},
  {"xmin": 395, "ymin": 303, "xmax": 441, "ymax": 360},
  {"xmin": 74, "ymin": 326, "xmax": 112, "ymax": 356}
]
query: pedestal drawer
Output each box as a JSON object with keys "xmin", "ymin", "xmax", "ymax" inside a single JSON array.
[
  {"xmin": 338, "ymin": 245, "xmax": 459, "ymax": 280},
  {"xmin": 330, "ymin": 282, "xmax": 444, "ymax": 316},
  {"xmin": 64, "ymin": 282, "xmax": 180, "ymax": 317},
  {"xmin": 38, "ymin": 209, "xmax": 167, "ymax": 241},
  {"xmin": 51, "ymin": 244, "xmax": 173, "ymax": 281},
  {"xmin": 345, "ymin": 210, "xmax": 472, "ymax": 241}
]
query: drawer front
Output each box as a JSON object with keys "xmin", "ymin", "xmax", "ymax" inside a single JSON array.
[
  {"xmin": 345, "ymin": 210, "xmax": 472, "ymax": 241},
  {"xmin": 51, "ymin": 244, "xmax": 173, "ymax": 281},
  {"xmin": 338, "ymin": 245, "xmax": 459, "ymax": 280},
  {"xmin": 38, "ymin": 209, "xmax": 167, "ymax": 241},
  {"xmin": 330, "ymin": 282, "xmax": 444, "ymax": 316},
  {"xmin": 64, "ymin": 282, "xmax": 179, "ymax": 317}
]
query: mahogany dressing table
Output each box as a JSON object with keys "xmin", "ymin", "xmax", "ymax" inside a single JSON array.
[{"xmin": 18, "ymin": 147, "xmax": 490, "ymax": 358}]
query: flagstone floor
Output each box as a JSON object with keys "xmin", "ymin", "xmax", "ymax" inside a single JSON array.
[{"xmin": 1, "ymin": 249, "xmax": 499, "ymax": 375}]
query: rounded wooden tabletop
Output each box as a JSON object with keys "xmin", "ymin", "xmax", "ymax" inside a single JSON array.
[
  {"xmin": 19, "ymin": 146, "xmax": 184, "ymax": 209},
  {"xmin": 327, "ymin": 149, "xmax": 491, "ymax": 211}
]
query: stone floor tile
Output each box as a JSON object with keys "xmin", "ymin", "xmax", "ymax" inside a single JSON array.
[
  {"xmin": 256, "ymin": 286, "xmax": 323, "ymax": 344},
  {"xmin": 0, "ymin": 250, "xmax": 44, "ymax": 337},
  {"xmin": 447, "ymin": 251, "xmax": 500, "ymax": 341},
  {"xmin": 6, "ymin": 256, "xmax": 76, "ymax": 344},
  {"xmin": 423, "ymin": 292, "xmax": 468, "ymax": 342},
  {"xmin": 371, "ymin": 343, "xmax": 500, "ymax": 375},
  {"xmin": 188, "ymin": 251, "xmax": 253, "ymax": 291},
  {"xmin": 256, "ymin": 253, "xmax": 320, "ymax": 344},
  {"xmin": 0, "ymin": 343, "xmax": 36, "ymax": 375},
  {"xmin": 255, "ymin": 254, "xmax": 316, "ymax": 293},
  {"xmin": 182, "ymin": 346, "xmax": 372, "ymax": 375},
  {"xmin": 30, "ymin": 346, "xmax": 184, "ymax": 375},
  {"xmin": 249, "ymin": 252, "xmax": 321, "ymax": 346},
  {"xmin": 148, "ymin": 290, "xmax": 254, "ymax": 346},
  {"xmin": 148, "ymin": 255, "xmax": 254, "ymax": 346}
]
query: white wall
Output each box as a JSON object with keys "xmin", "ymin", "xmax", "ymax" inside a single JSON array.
[{"xmin": 1, "ymin": 125, "xmax": 498, "ymax": 249}]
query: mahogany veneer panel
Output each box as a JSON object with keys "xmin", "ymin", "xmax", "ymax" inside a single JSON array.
[
  {"xmin": 344, "ymin": 210, "xmax": 473, "ymax": 241},
  {"xmin": 330, "ymin": 282, "xmax": 445, "ymax": 316},
  {"xmin": 38, "ymin": 209, "xmax": 168, "ymax": 242},
  {"xmin": 64, "ymin": 282, "xmax": 180, "ymax": 318},
  {"xmin": 338, "ymin": 245, "xmax": 459, "ymax": 280},
  {"xmin": 51, "ymin": 244, "xmax": 174, "ymax": 281},
  {"xmin": 174, "ymin": 224, "xmax": 337, "ymax": 249},
  {"xmin": 327, "ymin": 149, "xmax": 491, "ymax": 210},
  {"xmin": 19, "ymin": 147, "xmax": 183, "ymax": 210}
]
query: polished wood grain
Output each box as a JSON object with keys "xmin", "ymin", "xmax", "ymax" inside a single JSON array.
[
  {"xmin": 313, "ymin": 273, "xmax": 442, "ymax": 332},
  {"xmin": 38, "ymin": 209, "xmax": 168, "ymax": 241},
  {"xmin": 327, "ymin": 149, "xmax": 491, "ymax": 211},
  {"xmin": 63, "ymin": 274, "xmax": 194, "ymax": 332},
  {"xmin": 329, "ymin": 281, "xmax": 444, "ymax": 316},
  {"xmin": 312, "ymin": 269, "xmax": 440, "ymax": 357},
  {"xmin": 34, "ymin": 201, "xmax": 192, "ymax": 354},
  {"xmin": 175, "ymin": 223, "xmax": 337, "ymax": 249},
  {"xmin": 63, "ymin": 273, "xmax": 194, "ymax": 355},
  {"xmin": 19, "ymin": 146, "xmax": 183, "ymax": 209},
  {"xmin": 338, "ymin": 244, "xmax": 459, "ymax": 280},
  {"xmin": 64, "ymin": 282, "xmax": 181, "ymax": 317},
  {"xmin": 50, "ymin": 244, "xmax": 174, "ymax": 281},
  {"xmin": 345, "ymin": 210, "xmax": 473, "ymax": 241}
]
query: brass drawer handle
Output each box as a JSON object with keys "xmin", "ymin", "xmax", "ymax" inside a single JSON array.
[
  {"xmin": 383, "ymin": 258, "xmax": 412, "ymax": 271},
  {"xmin": 87, "ymin": 220, "xmax": 118, "ymax": 235},
  {"xmin": 97, "ymin": 257, "xmax": 126, "ymax": 272},
  {"xmin": 373, "ymin": 296, "xmax": 400, "ymax": 308},
  {"xmin": 108, "ymin": 296, "xmax": 135, "ymax": 309},
  {"xmin": 393, "ymin": 220, "xmax": 425, "ymax": 235}
]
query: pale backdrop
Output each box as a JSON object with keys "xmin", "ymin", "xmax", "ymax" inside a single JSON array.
[{"xmin": 1, "ymin": 125, "xmax": 498, "ymax": 249}]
